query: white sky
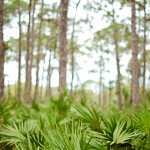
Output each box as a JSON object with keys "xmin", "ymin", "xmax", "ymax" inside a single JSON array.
[{"xmin": 4, "ymin": 0, "xmax": 146, "ymax": 90}]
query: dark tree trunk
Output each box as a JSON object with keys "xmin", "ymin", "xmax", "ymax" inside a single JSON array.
[
  {"xmin": 0, "ymin": 0, "xmax": 5, "ymax": 100},
  {"xmin": 131, "ymin": 0, "xmax": 139, "ymax": 107},
  {"xmin": 17, "ymin": 0, "xmax": 22, "ymax": 100},
  {"xmin": 58, "ymin": 0, "xmax": 69, "ymax": 96},
  {"xmin": 34, "ymin": 0, "xmax": 44, "ymax": 101}
]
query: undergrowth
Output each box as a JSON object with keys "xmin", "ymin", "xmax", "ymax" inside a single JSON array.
[{"xmin": 0, "ymin": 94, "xmax": 150, "ymax": 150}]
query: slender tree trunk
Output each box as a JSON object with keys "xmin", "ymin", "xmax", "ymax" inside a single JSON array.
[
  {"xmin": 25, "ymin": 0, "xmax": 32, "ymax": 103},
  {"xmin": 39, "ymin": 55, "xmax": 45, "ymax": 100},
  {"xmin": 25, "ymin": 0, "xmax": 36, "ymax": 103},
  {"xmin": 131, "ymin": 0, "xmax": 139, "ymax": 107},
  {"xmin": 114, "ymin": 33, "xmax": 122, "ymax": 109},
  {"xmin": 108, "ymin": 81, "xmax": 113, "ymax": 104},
  {"xmin": 15, "ymin": 82, "xmax": 17, "ymax": 99},
  {"xmin": 45, "ymin": 51, "xmax": 52, "ymax": 98},
  {"xmin": 111, "ymin": 0, "xmax": 122, "ymax": 109},
  {"xmin": 58, "ymin": 0, "xmax": 69, "ymax": 96},
  {"xmin": 0, "ymin": 0, "xmax": 5, "ymax": 100},
  {"xmin": 98, "ymin": 44, "xmax": 103, "ymax": 106},
  {"xmin": 102, "ymin": 64, "xmax": 106, "ymax": 107},
  {"xmin": 70, "ymin": 0, "xmax": 81, "ymax": 96},
  {"xmin": 17, "ymin": 0, "xmax": 22, "ymax": 100},
  {"xmin": 7, "ymin": 80, "xmax": 11, "ymax": 100},
  {"xmin": 102, "ymin": 85, "xmax": 106, "ymax": 107},
  {"xmin": 30, "ymin": 0, "xmax": 37, "ymax": 100},
  {"xmin": 98, "ymin": 61, "xmax": 103, "ymax": 106},
  {"xmin": 70, "ymin": 31, "xmax": 75, "ymax": 96},
  {"xmin": 142, "ymin": 0, "xmax": 147, "ymax": 98},
  {"xmin": 34, "ymin": 0, "xmax": 44, "ymax": 101},
  {"xmin": 45, "ymin": 17, "xmax": 58, "ymax": 98}
]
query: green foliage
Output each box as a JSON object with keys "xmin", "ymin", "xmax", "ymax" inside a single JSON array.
[
  {"xmin": 44, "ymin": 122, "xmax": 91, "ymax": 150},
  {"xmin": 132, "ymin": 108, "xmax": 150, "ymax": 149},
  {"xmin": 90, "ymin": 118, "xmax": 139, "ymax": 149},
  {"xmin": 0, "ymin": 120, "xmax": 44, "ymax": 150},
  {"xmin": 72, "ymin": 105, "xmax": 102, "ymax": 132},
  {"xmin": 4, "ymin": 0, "xmax": 28, "ymax": 24},
  {"xmin": 0, "ymin": 97, "xmax": 150, "ymax": 150}
]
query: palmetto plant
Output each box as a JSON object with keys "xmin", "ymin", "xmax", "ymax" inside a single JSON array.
[
  {"xmin": 0, "ymin": 100, "xmax": 22, "ymax": 127},
  {"xmin": 0, "ymin": 120, "xmax": 44, "ymax": 150},
  {"xmin": 72, "ymin": 104, "xmax": 102, "ymax": 132},
  {"xmin": 43, "ymin": 122, "xmax": 91, "ymax": 150},
  {"xmin": 132, "ymin": 108, "xmax": 150, "ymax": 149},
  {"xmin": 0, "ymin": 97, "xmax": 150, "ymax": 150},
  {"xmin": 69, "ymin": 105, "xmax": 140, "ymax": 149},
  {"xmin": 90, "ymin": 117, "xmax": 139, "ymax": 150}
]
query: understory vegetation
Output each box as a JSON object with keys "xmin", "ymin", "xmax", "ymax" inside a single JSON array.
[{"xmin": 0, "ymin": 94, "xmax": 150, "ymax": 150}]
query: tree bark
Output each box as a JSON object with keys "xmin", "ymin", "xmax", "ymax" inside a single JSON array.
[
  {"xmin": 112, "ymin": 2, "xmax": 122, "ymax": 109},
  {"xmin": 0, "ymin": 0, "xmax": 5, "ymax": 100},
  {"xmin": 115, "ymin": 40, "xmax": 122, "ymax": 109},
  {"xmin": 25, "ymin": 0, "xmax": 32, "ymax": 103},
  {"xmin": 142, "ymin": 0, "xmax": 147, "ymax": 98},
  {"xmin": 131, "ymin": 0, "xmax": 139, "ymax": 107},
  {"xmin": 34, "ymin": 0, "xmax": 44, "ymax": 101},
  {"xmin": 58, "ymin": 0, "xmax": 69, "ymax": 96},
  {"xmin": 45, "ymin": 51, "xmax": 52, "ymax": 98},
  {"xmin": 17, "ymin": 0, "xmax": 22, "ymax": 100},
  {"xmin": 114, "ymin": 33, "xmax": 122, "ymax": 109},
  {"xmin": 25, "ymin": 0, "xmax": 36, "ymax": 103}
]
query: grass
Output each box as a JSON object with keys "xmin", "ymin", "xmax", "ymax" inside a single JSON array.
[{"xmin": 0, "ymin": 95, "xmax": 150, "ymax": 150}]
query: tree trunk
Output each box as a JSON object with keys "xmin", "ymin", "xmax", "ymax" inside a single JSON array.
[
  {"xmin": 34, "ymin": 0, "xmax": 44, "ymax": 101},
  {"xmin": 114, "ymin": 32, "xmax": 122, "ymax": 109},
  {"xmin": 0, "ymin": 0, "xmax": 5, "ymax": 100},
  {"xmin": 115, "ymin": 42, "xmax": 122, "ymax": 109},
  {"xmin": 98, "ymin": 44, "xmax": 103, "ymax": 106},
  {"xmin": 131, "ymin": 0, "xmax": 139, "ymax": 107},
  {"xmin": 101, "ymin": 44, "xmax": 106, "ymax": 106},
  {"xmin": 102, "ymin": 85, "xmax": 107, "ymax": 107},
  {"xmin": 39, "ymin": 55, "xmax": 46, "ymax": 100},
  {"xmin": 25, "ymin": 0, "xmax": 32, "ymax": 103},
  {"xmin": 142, "ymin": 0, "xmax": 147, "ymax": 98},
  {"xmin": 58, "ymin": 0, "xmax": 69, "ymax": 96},
  {"xmin": 108, "ymin": 80, "xmax": 113, "ymax": 105},
  {"xmin": 7, "ymin": 80, "xmax": 11, "ymax": 100},
  {"xmin": 70, "ymin": 0, "xmax": 81, "ymax": 96},
  {"xmin": 45, "ymin": 18, "xmax": 58, "ymax": 98},
  {"xmin": 45, "ymin": 51, "xmax": 52, "ymax": 98},
  {"xmin": 111, "ymin": 0, "xmax": 122, "ymax": 109},
  {"xmin": 17, "ymin": 0, "xmax": 22, "ymax": 100},
  {"xmin": 25, "ymin": 0, "xmax": 36, "ymax": 103},
  {"xmin": 98, "ymin": 60, "xmax": 103, "ymax": 106}
]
